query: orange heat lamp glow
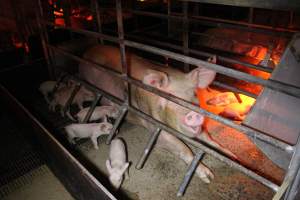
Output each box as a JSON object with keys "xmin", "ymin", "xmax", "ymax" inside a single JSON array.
[
  {"xmin": 86, "ymin": 15, "xmax": 93, "ymax": 21},
  {"xmin": 54, "ymin": 11, "xmax": 64, "ymax": 16}
]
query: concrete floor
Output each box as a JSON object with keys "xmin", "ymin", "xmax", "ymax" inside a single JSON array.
[
  {"xmin": 75, "ymin": 122, "xmax": 275, "ymax": 200},
  {"xmin": 1, "ymin": 165, "xmax": 74, "ymax": 200}
]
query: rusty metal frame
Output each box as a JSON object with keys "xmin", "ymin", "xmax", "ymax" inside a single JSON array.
[{"xmin": 35, "ymin": 0, "xmax": 300, "ymax": 198}]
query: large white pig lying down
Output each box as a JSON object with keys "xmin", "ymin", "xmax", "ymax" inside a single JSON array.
[
  {"xmin": 39, "ymin": 81, "xmax": 66, "ymax": 103},
  {"xmin": 75, "ymin": 105, "xmax": 120, "ymax": 122},
  {"xmin": 79, "ymin": 45, "xmax": 238, "ymax": 184},
  {"xmin": 49, "ymin": 83, "xmax": 95, "ymax": 117},
  {"xmin": 106, "ymin": 138, "xmax": 130, "ymax": 190},
  {"xmin": 64, "ymin": 122, "xmax": 113, "ymax": 149}
]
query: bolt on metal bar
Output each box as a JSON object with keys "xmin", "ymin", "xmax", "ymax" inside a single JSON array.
[
  {"xmin": 61, "ymin": 71, "xmax": 279, "ymax": 191},
  {"xmin": 106, "ymin": 105, "xmax": 128, "ymax": 145},
  {"xmin": 62, "ymin": 83, "xmax": 81, "ymax": 114},
  {"xmin": 48, "ymin": 46, "xmax": 290, "ymax": 151},
  {"xmin": 177, "ymin": 150, "xmax": 204, "ymax": 197},
  {"xmin": 124, "ymin": 40, "xmax": 300, "ymax": 98},
  {"xmin": 82, "ymin": 94, "xmax": 102, "ymax": 123},
  {"xmin": 136, "ymin": 128, "xmax": 161, "ymax": 170}
]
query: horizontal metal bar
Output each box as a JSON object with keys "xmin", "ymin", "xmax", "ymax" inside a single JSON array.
[
  {"xmin": 125, "ymin": 33, "xmax": 272, "ymax": 73},
  {"xmin": 66, "ymin": 74, "xmax": 279, "ymax": 192},
  {"xmin": 212, "ymin": 81, "xmax": 257, "ymax": 99},
  {"xmin": 136, "ymin": 128, "xmax": 161, "ymax": 169},
  {"xmin": 48, "ymin": 46, "xmax": 291, "ymax": 151},
  {"xmin": 177, "ymin": 151, "xmax": 204, "ymax": 197},
  {"xmin": 127, "ymin": 9, "xmax": 294, "ymax": 37},
  {"xmin": 180, "ymin": 0, "xmax": 300, "ymax": 11},
  {"xmin": 124, "ymin": 40, "xmax": 300, "ymax": 99}
]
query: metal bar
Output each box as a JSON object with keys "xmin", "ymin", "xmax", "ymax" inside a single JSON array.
[
  {"xmin": 182, "ymin": 1, "xmax": 190, "ymax": 72},
  {"xmin": 52, "ymin": 73, "xmax": 68, "ymax": 94},
  {"xmin": 48, "ymin": 46, "xmax": 291, "ymax": 151},
  {"xmin": 83, "ymin": 94, "xmax": 102, "ymax": 123},
  {"xmin": 248, "ymin": 8, "xmax": 254, "ymax": 24},
  {"xmin": 212, "ymin": 81, "xmax": 257, "ymax": 99},
  {"xmin": 234, "ymin": 93, "xmax": 243, "ymax": 103},
  {"xmin": 36, "ymin": 0, "xmax": 54, "ymax": 79},
  {"xmin": 177, "ymin": 151, "xmax": 204, "ymax": 197},
  {"xmin": 167, "ymin": 0, "xmax": 171, "ymax": 37},
  {"xmin": 136, "ymin": 128, "xmax": 161, "ymax": 169},
  {"xmin": 284, "ymin": 136, "xmax": 300, "ymax": 200},
  {"xmin": 115, "ymin": 0, "xmax": 130, "ymax": 106},
  {"xmin": 124, "ymin": 40, "xmax": 300, "ymax": 98},
  {"xmin": 0, "ymin": 84, "xmax": 117, "ymax": 200},
  {"xmin": 93, "ymin": 0, "xmax": 104, "ymax": 44},
  {"xmin": 63, "ymin": 83, "xmax": 81, "ymax": 114},
  {"xmin": 125, "ymin": 32, "xmax": 272, "ymax": 73},
  {"xmin": 105, "ymin": 105, "xmax": 128, "ymax": 145},
  {"xmin": 67, "ymin": 73, "xmax": 279, "ymax": 191},
  {"xmin": 127, "ymin": 9, "xmax": 295, "ymax": 36},
  {"xmin": 46, "ymin": 19, "xmax": 272, "ymax": 73}
]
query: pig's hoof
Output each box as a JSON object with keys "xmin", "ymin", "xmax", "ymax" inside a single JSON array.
[{"xmin": 196, "ymin": 164, "xmax": 214, "ymax": 184}]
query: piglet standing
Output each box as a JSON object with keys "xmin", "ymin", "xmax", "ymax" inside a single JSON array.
[
  {"xmin": 64, "ymin": 122, "xmax": 113, "ymax": 149},
  {"xmin": 106, "ymin": 138, "xmax": 130, "ymax": 190}
]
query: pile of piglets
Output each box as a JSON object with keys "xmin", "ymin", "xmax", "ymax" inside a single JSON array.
[{"xmin": 39, "ymin": 79, "xmax": 130, "ymax": 190}]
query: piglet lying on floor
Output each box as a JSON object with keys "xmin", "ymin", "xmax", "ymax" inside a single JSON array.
[
  {"xmin": 49, "ymin": 83, "xmax": 95, "ymax": 117},
  {"xmin": 75, "ymin": 105, "xmax": 120, "ymax": 122},
  {"xmin": 39, "ymin": 81, "xmax": 66, "ymax": 103},
  {"xmin": 106, "ymin": 138, "xmax": 130, "ymax": 190},
  {"xmin": 64, "ymin": 122, "xmax": 113, "ymax": 149}
]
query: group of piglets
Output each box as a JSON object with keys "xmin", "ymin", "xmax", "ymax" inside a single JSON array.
[{"xmin": 39, "ymin": 80, "xmax": 130, "ymax": 190}]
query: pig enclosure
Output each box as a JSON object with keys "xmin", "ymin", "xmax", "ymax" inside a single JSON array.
[{"xmin": 0, "ymin": 0, "xmax": 300, "ymax": 200}]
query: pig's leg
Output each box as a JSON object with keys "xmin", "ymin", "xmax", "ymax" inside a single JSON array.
[
  {"xmin": 198, "ymin": 132, "xmax": 237, "ymax": 159},
  {"xmin": 156, "ymin": 131, "xmax": 214, "ymax": 183},
  {"xmin": 66, "ymin": 130, "xmax": 76, "ymax": 144},
  {"xmin": 49, "ymin": 100, "xmax": 56, "ymax": 111},
  {"xmin": 91, "ymin": 133, "xmax": 99, "ymax": 149}
]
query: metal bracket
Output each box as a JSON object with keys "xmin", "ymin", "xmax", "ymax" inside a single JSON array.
[
  {"xmin": 82, "ymin": 93, "xmax": 102, "ymax": 123},
  {"xmin": 177, "ymin": 150, "xmax": 205, "ymax": 197},
  {"xmin": 62, "ymin": 83, "xmax": 81, "ymax": 115},
  {"xmin": 105, "ymin": 105, "xmax": 128, "ymax": 145},
  {"xmin": 136, "ymin": 128, "xmax": 161, "ymax": 170}
]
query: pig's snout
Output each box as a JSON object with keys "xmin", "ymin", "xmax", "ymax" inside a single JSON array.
[{"xmin": 184, "ymin": 111, "xmax": 204, "ymax": 127}]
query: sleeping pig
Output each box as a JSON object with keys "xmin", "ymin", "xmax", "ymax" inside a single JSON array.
[
  {"xmin": 39, "ymin": 81, "xmax": 66, "ymax": 103},
  {"xmin": 75, "ymin": 105, "xmax": 120, "ymax": 122}
]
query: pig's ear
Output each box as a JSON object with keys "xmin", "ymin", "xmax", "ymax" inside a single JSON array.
[
  {"xmin": 187, "ymin": 56, "xmax": 217, "ymax": 89},
  {"xmin": 106, "ymin": 160, "xmax": 112, "ymax": 173},
  {"xmin": 143, "ymin": 70, "xmax": 169, "ymax": 89},
  {"xmin": 121, "ymin": 162, "xmax": 130, "ymax": 175}
]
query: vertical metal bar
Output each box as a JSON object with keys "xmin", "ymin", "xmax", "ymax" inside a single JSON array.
[
  {"xmin": 82, "ymin": 94, "xmax": 102, "ymax": 123},
  {"xmin": 234, "ymin": 93, "xmax": 242, "ymax": 103},
  {"xmin": 106, "ymin": 105, "xmax": 128, "ymax": 145},
  {"xmin": 167, "ymin": 0, "xmax": 171, "ymax": 37},
  {"xmin": 289, "ymin": 11, "xmax": 294, "ymax": 28},
  {"xmin": 284, "ymin": 135, "xmax": 300, "ymax": 200},
  {"xmin": 37, "ymin": 0, "xmax": 54, "ymax": 79},
  {"xmin": 63, "ymin": 83, "xmax": 81, "ymax": 113},
  {"xmin": 248, "ymin": 8, "xmax": 254, "ymax": 24},
  {"xmin": 136, "ymin": 128, "xmax": 161, "ymax": 169},
  {"xmin": 52, "ymin": 74, "xmax": 68, "ymax": 94},
  {"xmin": 177, "ymin": 151, "xmax": 204, "ymax": 197},
  {"xmin": 182, "ymin": 1, "xmax": 189, "ymax": 72},
  {"xmin": 93, "ymin": 0, "xmax": 104, "ymax": 44},
  {"xmin": 116, "ymin": 0, "xmax": 131, "ymax": 106}
]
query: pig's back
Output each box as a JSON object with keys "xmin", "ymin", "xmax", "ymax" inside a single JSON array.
[{"xmin": 109, "ymin": 139, "xmax": 127, "ymax": 165}]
